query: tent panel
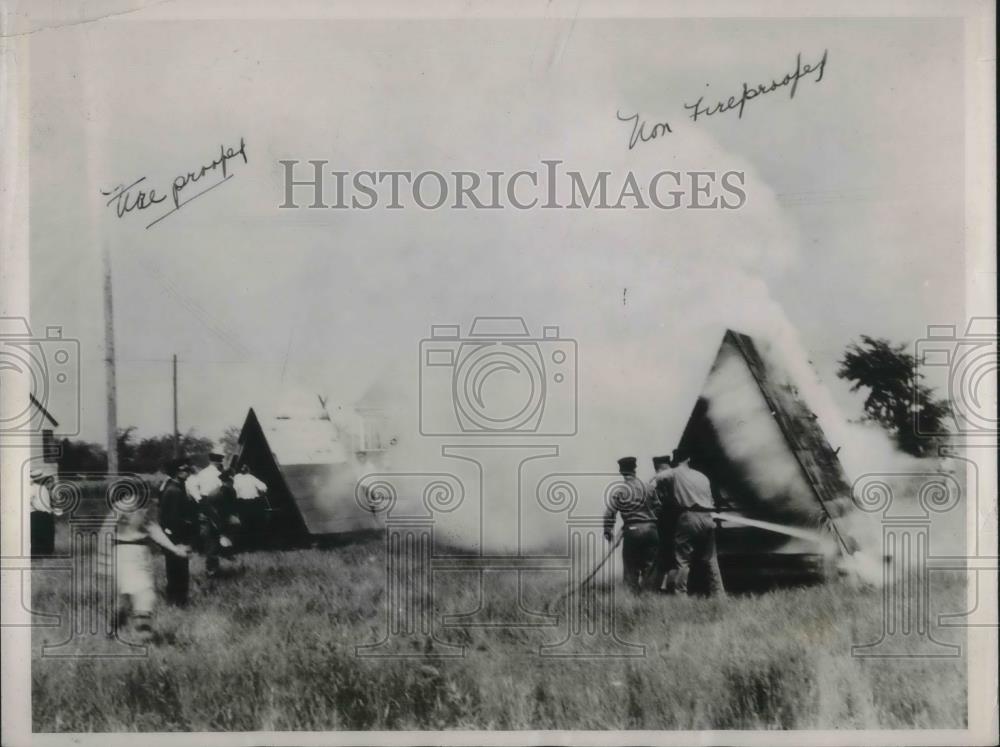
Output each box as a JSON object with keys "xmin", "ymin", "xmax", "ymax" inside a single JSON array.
[
  {"xmin": 726, "ymin": 331, "xmax": 853, "ymax": 520},
  {"xmin": 677, "ymin": 329, "xmax": 855, "ymax": 554},
  {"xmin": 280, "ymin": 462, "xmax": 381, "ymax": 535},
  {"xmin": 236, "ymin": 407, "xmax": 382, "ymax": 538}
]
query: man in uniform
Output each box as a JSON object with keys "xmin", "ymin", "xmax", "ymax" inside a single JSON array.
[
  {"xmin": 649, "ymin": 455, "xmax": 678, "ymax": 590},
  {"xmin": 158, "ymin": 458, "xmax": 195, "ymax": 605},
  {"xmin": 603, "ymin": 456, "xmax": 661, "ymax": 593},
  {"xmin": 659, "ymin": 447, "xmax": 726, "ymax": 597}
]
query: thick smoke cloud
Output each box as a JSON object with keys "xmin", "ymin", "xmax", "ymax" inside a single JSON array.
[{"xmin": 255, "ymin": 111, "xmax": 945, "ymax": 561}]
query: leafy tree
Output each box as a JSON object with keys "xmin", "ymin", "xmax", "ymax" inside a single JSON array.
[
  {"xmin": 174, "ymin": 431, "xmax": 215, "ymax": 467},
  {"xmin": 218, "ymin": 425, "xmax": 242, "ymax": 458},
  {"xmin": 56, "ymin": 429, "xmax": 215, "ymax": 475},
  {"xmin": 124, "ymin": 431, "xmax": 215, "ymax": 474},
  {"xmin": 57, "ymin": 439, "xmax": 108, "ymax": 473},
  {"xmin": 838, "ymin": 335, "xmax": 950, "ymax": 457}
]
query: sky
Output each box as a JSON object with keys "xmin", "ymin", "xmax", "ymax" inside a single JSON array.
[{"xmin": 26, "ymin": 14, "xmax": 966, "ymax": 469}]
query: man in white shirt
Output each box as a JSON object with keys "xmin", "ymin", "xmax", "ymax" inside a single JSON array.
[
  {"xmin": 194, "ymin": 453, "xmax": 225, "ymax": 574},
  {"xmin": 28, "ymin": 469, "xmax": 59, "ymax": 557},
  {"xmin": 658, "ymin": 447, "xmax": 726, "ymax": 597},
  {"xmin": 188, "ymin": 453, "xmax": 223, "ymax": 502},
  {"xmin": 234, "ymin": 464, "xmax": 267, "ymax": 501},
  {"xmin": 185, "ymin": 470, "xmax": 200, "ymax": 502},
  {"xmin": 233, "ymin": 464, "xmax": 268, "ymax": 548}
]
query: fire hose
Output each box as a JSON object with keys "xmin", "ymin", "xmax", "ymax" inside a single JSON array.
[
  {"xmin": 546, "ymin": 512, "xmax": 840, "ymax": 611},
  {"xmin": 545, "ymin": 528, "xmax": 623, "ymax": 613},
  {"xmin": 708, "ymin": 511, "xmax": 830, "ymax": 544}
]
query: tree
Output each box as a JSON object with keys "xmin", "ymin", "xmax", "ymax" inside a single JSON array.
[
  {"xmin": 124, "ymin": 431, "xmax": 215, "ymax": 474},
  {"xmin": 838, "ymin": 335, "xmax": 950, "ymax": 457},
  {"xmin": 56, "ymin": 429, "xmax": 215, "ymax": 475},
  {"xmin": 174, "ymin": 431, "xmax": 215, "ymax": 467},
  {"xmin": 57, "ymin": 439, "xmax": 108, "ymax": 473},
  {"xmin": 218, "ymin": 425, "xmax": 242, "ymax": 458}
]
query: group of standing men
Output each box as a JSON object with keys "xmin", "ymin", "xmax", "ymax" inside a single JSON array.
[
  {"xmin": 100, "ymin": 454, "xmax": 268, "ymax": 641},
  {"xmin": 603, "ymin": 446, "xmax": 726, "ymax": 597},
  {"xmin": 158, "ymin": 453, "xmax": 269, "ymax": 604},
  {"xmin": 28, "ymin": 454, "xmax": 268, "ymax": 640}
]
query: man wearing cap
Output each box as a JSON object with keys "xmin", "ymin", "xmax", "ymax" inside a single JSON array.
[
  {"xmin": 193, "ymin": 453, "xmax": 226, "ymax": 576},
  {"xmin": 28, "ymin": 469, "xmax": 59, "ymax": 557},
  {"xmin": 603, "ymin": 456, "xmax": 662, "ymax": 593},
  {"xmin": 659, "ymin": 447, "xmax": 726, "ymax": 597},
  {"xmin": 188, "ymin": 453, "xmax": 224, "ymax": 502},
  {"xmin": 158, "ymin": 458, "xmax": 195, "ymax": 605},
  {"xmin": 649, "ymin": 455, "xmax": 678, "ymax": 589}
]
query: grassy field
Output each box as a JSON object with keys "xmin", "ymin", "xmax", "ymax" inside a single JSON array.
[{"xmin": 31, "ymin": 519, "xmax": 967, "ymax": 732}]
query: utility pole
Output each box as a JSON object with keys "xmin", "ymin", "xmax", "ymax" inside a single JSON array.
[
  {"xmin": 172, "ymin": 354, "xmax": 179, "ymax": 457},
  {"xmin": 102, "ymin": 245, "xmax": 119, "ymax": 474}
]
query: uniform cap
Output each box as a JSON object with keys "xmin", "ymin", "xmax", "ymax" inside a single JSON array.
[
  {"xmin": 617, "ymin": 456, "xmax": 637, "ymax": 473},
  {"xmin": 165, "ymin": 457, "xmax": 189, "ymax": 473},
  {"xmin": 208, "ymin": 452, "xmax": 224, "ymax": 462},
  {"xmin": 652, "ymin": 455, "xmax": 672, "ymax": 469}
]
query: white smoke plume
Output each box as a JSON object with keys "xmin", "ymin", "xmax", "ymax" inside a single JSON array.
[{"xmin": 278, "ymin": 121, "xmax": 954, "ymax": 567}]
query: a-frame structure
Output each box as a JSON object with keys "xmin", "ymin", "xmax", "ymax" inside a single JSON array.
[
  {"xmin": 234, "ymin": 405, "xmax": 384, "ymax": 544},
  {"xmin": 676, "ymin": 330, "xmax": 856, "ymax": 581}
]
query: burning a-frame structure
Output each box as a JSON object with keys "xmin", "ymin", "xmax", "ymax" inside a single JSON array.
[{"xmin": 678, "ymin": 329, "xmax": 857, "ymax": 589}]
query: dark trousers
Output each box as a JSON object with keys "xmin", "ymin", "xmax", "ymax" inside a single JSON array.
[
  {"xmin": 198, "ymin": 499, "xmax": 225, "ymax": 574},
  {"xmin": 236, "ymin": 500, "xmax": 266, "ymax": 549},
  {"xmin": 621, "ymin": 522, "xmax": 660, "ymax": 592},
  {"xmin": 30, "ymin": 511, "xmax": 55, "ymax": 557},
  {"xmin": 655, "ymin": 508, "xmax": 680, "ymax": 589},
  {"xmin": 164, "ymin": 553, "xmax": 190, "ymax": 605},
  {"xmin": 200, "ymin": 518, "xmax": 221, "ymax": 574},
  {"xmin": 667, "ymin": 512, "xmax": 725, "ymax": 597}
]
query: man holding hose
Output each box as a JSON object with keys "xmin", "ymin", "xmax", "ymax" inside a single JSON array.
[
  {"xmin": 659, "ymin": 446, "xmax": 726, "ymax": 597},
  {"xmin": 603, "ymin": 456, "xmax": 662, "ymax": 593}
]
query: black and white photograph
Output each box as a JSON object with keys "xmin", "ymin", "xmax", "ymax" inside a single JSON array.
[{"xmin": 0, "ymin": 1, "xmax": 996, "ymax": 744}]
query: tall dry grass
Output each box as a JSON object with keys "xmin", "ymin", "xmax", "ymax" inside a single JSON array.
[{"xmin": 31, "ymin": 520, "xmax": 966, "ymax": 732}]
